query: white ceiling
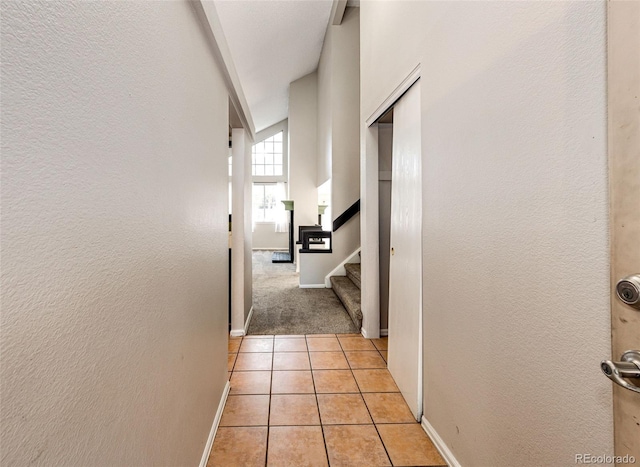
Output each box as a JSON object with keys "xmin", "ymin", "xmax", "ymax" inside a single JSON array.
[{"xmin": 215, "ymin": 0, "xmax": 333, "ymax": 132}]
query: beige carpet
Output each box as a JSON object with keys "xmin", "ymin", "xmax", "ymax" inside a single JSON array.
[{"xmin": 247, "ymin": 251, "xmax": 359, "ymax": 335}]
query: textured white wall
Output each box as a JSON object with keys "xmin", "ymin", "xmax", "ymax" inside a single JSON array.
[
  {"xmin": 330, "ymin": 7, "xmax": 361, "ymax": 217},
  {"xmin": 1, "ymin": 2, "xmax": 229, "ymax": 465},
  {"xmin": 289, "ymin": 72, "xmax": 319, "ymax": 267},
  {"xmin": 316, "ymin": 28, "xmax": 333, "ymax": 187},
  {"xmin": 361, "ymin": 1, "xmax": 612, "ymax": 465},
  {"xmin": 300, "ymin": 7, "xmax": 360, "ymax": 286},
  {"xmin": 252, "ymin": 224, "xmax": 288, "ymax": 250}
]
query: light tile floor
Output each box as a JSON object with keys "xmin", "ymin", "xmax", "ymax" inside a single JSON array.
[{"xmin": 208, "ymin": 334, "xmax": 446, "ymax": 467}]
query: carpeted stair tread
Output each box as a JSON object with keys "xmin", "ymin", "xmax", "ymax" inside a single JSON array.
[
  {"xmin": 330, "ymin": 276, "xmax": 362, "ymax": 329},
  {"xmin": 344, "ymin": 263, "xmax": 361, "ymax": 290}
]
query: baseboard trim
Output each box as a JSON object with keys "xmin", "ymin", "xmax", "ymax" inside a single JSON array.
[
  {"xmin": 421, "ymin": 415, "xmax": 460, "ymax": 467},
  {"xmin": 323, "ymin": 247, "xmax": 361, "ymax": 287},
  {"xmin": 299, "ymin": 284, "xmax": 326, "ymax": 289},
  {"xmin": 361, "ymin": 328, "xmax": 388, "ymax": 339},
  {"xmin": 199, "ymin": 380, "xmax": 231, "ymax": 467},
  {"xmin": 244, "ymin": 306, "xmax": 254, "ymax": 334},
  {"xmin": 230, "ymin": 306, "xmax": 254, "ymax": 337}
]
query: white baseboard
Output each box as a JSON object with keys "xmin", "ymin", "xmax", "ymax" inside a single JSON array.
[
  {"xmin": 244, "ymin": 306, "xmax": 254, "ymax": 334},
  {"xmin": 199, "ymin": 380, "xmax": 231, "ymax": 467},
  {"xmin": 421, "ymin": 415, "xmax": 460, "ymax": 467},
  {"xmin": 230, "ymin": 306, "xmax": 254, "ymax": 337},
  {"xmin": 360, "ymin": 328, "xmax": 388, "ymax": 338},
  {"xmin": 323, "ymin": 247, "xmax": 361, "ymax": 287},
  {"xmin": 299, "ymin": 284, "xmax": 326, "ymax": 289}
]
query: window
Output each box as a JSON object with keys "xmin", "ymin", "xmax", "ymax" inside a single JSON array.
[
  {"xmin": 252, "ymin": 183, "xmax": 278, "ymax": 222},
  {"xmin": 252, "ymin": 131, "xmax": 283, "ymax": 176},
  {"xmin": 251, "ymin": 126, "xmax": 287, "ymax": 225}
]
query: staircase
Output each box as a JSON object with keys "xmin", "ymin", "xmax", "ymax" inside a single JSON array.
[{"xmin": 330, "ymin": 263, "xmax": 361, "ymax": 329}]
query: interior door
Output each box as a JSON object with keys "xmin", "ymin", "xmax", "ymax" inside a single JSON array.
[
  {"xmin": 607, "ymin": 0, "xmax": 640, "ymax": 458},
  {"xmin": 387, "ymin": 82, "xmax": 422, "ymax": 420}
]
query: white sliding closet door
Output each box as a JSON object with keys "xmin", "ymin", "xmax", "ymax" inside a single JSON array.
[{"xmin": 387, "ymin": 82, "xmax": 422, "ymax": 420}]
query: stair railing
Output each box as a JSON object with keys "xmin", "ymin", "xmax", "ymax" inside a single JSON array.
[{"xmin": 332, "ymin": 199, "xmax": 360, "ymax": 232}]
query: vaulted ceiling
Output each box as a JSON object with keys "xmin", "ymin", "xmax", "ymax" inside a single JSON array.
[{"xmin": 215, "ymin": 0, "xmax": 333, "ymax": 133}]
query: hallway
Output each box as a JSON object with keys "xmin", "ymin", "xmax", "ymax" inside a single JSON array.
[
  {"xmin": 2, "ymin": 1, "xmax": 630, "ymax": 465},
  {"xmin": 209, "ymin": 334, "xmax": 445, "ymax": 466}
]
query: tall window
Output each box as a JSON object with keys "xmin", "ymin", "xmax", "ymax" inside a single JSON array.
[
  {"xmin": 252, "ymin": 183, "xmax": 279, "ymax": 222},
  {"xmin": 252, "ymin": 131, "xmax": 283, "ymax": 176},
  {"xmin": 252, "ymin": 126, "xmax": 287, "ymax": 226}
]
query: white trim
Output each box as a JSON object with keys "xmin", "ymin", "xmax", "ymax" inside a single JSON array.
[
  {"xmin": 421, "ymin": 416, "xmax": 461, "ymax": 467},
  {"xmin": 330, "ymin": 0, "xmax": 348, "ymax": 25},
  {"xmin": 199, "ymin": 381, "xmax": 231, "ymax": 467},
  {"xmin": 365, "ymin": 64, "xmax": 421, "ymax": 127},
  {"xmin": 299, "ymin": 284, "xmax": 326, "ymax": 289},
  {"xmin": 229, "ymin": 305, "xmax": 254, "ymax": 336},
  {"xmin": 231, "ymin": 129, "xmax": 251, "ymax": 334},
  {"xmin": 360, "ymin": 123, "xmax": 380, "ymax": 339},
  {"xmin": 363, "ymin": 328, "xmax": 388, "ymax": 338},
  {"xmin": 324, "ymin": 247, "xmax": 362, "ymax": 287},
  {"xmin": 192, "ymin": 2, "xmax": 255, "ymax": 138},
  {"xmin": 244, "ymin": 306, "xmax": 254, "ymax": 334}
]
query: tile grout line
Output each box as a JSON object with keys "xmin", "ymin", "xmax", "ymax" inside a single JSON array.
[
  {"xmin": 339, "ymin": 335, "xmax": 395, "ymax": 467},
  {"xmin": 264, "ymin": 345, "xmax": 274, "ymax": 467},
  {"xmin": 225, "ymin": 334, "xmax": 392, "ymax": 466},
  {"xmin": 309, "ymin": 333, "xmax": 332, "ymax": 466}
]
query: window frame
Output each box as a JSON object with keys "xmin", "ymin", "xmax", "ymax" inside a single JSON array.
[{"xmin": 252, "ymin": 121, "xmax": 288, "ymax": 184}]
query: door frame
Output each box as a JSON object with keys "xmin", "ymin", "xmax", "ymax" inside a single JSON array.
[
  {"xmin": 608, "ymin": 0, "xmax": 640, "ymax": 457},
  {"xmin": 361, "ymin": 64, "xmax": 421, "ymax": 339}
]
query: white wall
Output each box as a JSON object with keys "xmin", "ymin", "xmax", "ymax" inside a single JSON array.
[
  {"xmin": 330, "ymin": 7, "xmax": 360, "ymax": 217},
  {"xmin": 361, "ymin": 1, "xmax": 612, "ymax": 465},
  {"xmin": 1, "ymin": 2, "xmax": 229, "ymax": 465},
  {"xmin": 252, "ymin": 224, "xmax": 288, "ymax": 250},
  {"xmin": 316, "ymin": 28, "xmax": 332, "ymax": 187},
  {"xmin": 231, "ymin": 128, "xmax": 253, "ymax": 332},
  {"xmin": 300, "ymin": 7, "xmax": 360, "ymax": 286},
  {"xmin": 289, "ymin": 72, "xmax": 319, "ymax": 267}
]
